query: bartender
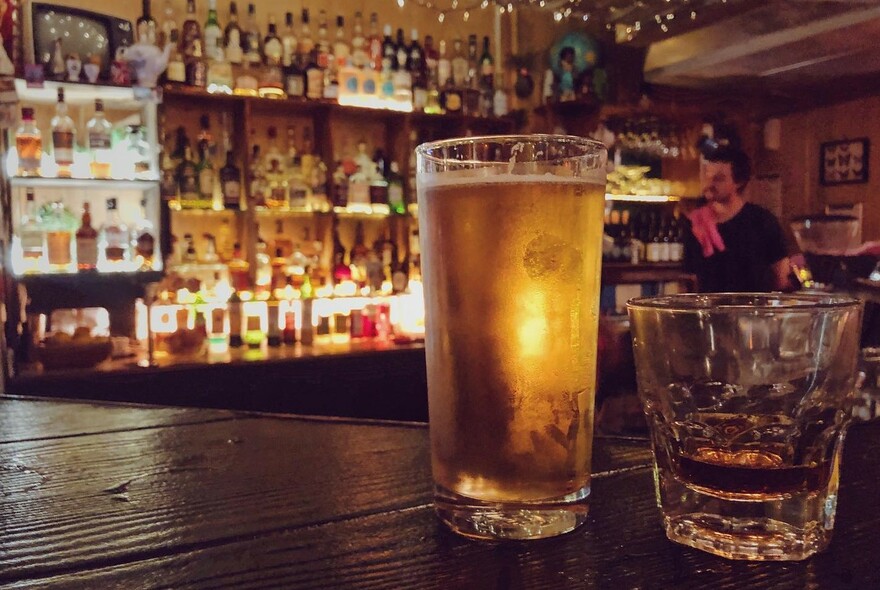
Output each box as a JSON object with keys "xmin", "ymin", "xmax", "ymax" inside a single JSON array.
[{"xmin": 683, "ymin": 144, "xmax": 793, "ymax": 293}]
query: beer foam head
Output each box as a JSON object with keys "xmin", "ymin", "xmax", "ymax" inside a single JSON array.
[{"xmin": 417, "ymin": 167, "xmax": 607, "ymax": 189}]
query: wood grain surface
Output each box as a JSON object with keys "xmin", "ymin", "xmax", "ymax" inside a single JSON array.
[{"xmin": 1, "ymin": 397, "xmax": 878, "ymax": 589}]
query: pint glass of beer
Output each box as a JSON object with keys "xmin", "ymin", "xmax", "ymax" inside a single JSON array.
[{"xmin": 416, "ymin": 135, "xmax": 608, "ymax": 540}]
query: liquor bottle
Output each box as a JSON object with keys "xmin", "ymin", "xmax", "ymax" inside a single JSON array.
[
  {"xmin": 15, "ymin": 107, "xmax": 42, "ymax": 177},
  {"xmin": 186, "ymin": 40, "xmax": 207, "ymax": 87},
  {"xmin": 333, "ymin": 15, "xmax": 350, "ymax": 70},
  {"xmin": 381, "ymin": 25, "xmax": 395, "ymax": 72},
  {"xmin": 264, "ymin": 126, "xmax": 287, "ymax": 209},
  {"xmin": 204, "ymin": 0, "xmax": 222, "ymax": 62},
  {"xmin": 255, "ymin": 237, "xmax": 271, "ymax": 294},
  {"xmin": 437, "ymin": 39, "xmax": 451, "ymax": 88},
  {"xmin": 299, "ymin": 273, "xmax": 315, "ymax": 345},
  {"xmin": 264, "ymin": 15, "xmax": 283, "ymax": 66},
  {"xmin": 208, "ymin": 305, "xmax": 228, "ymax": 353},
  {"xmin": 197, "ymin": 144, "xmax": 215, "ymax": 208},
  {"xmin": 177, "ymin": 145, "xmax": 200, "ymax": 207},
  {"xmin": 284, "ymin": 53, "xmax": 306, "ymax": 97},
  {"xmin": 228, "ymin": 242, "xmax": 250, "ymax": 291},
  {"xmin": 297, "ymin": 9, "xmax": 314, "ymax": 69},
  {"xmin": 394, "ymin": 28, "xmax": 407, "ymax": 71},
  {"xmin": 367, "ymin": 13, "xmax": 383, "ymax": 71},
  {"xmin": 126, "ymin": 125, "xmax": 152, "ymax": 180},
  {"xmin": 479, "ymin": 36, "xmax": 494, "ymax": 89},
  {"xmin": 228, "ymin": 289, "xmax": 243, "ymax": 347},
  {"xmin": 407, "ymin": 29, "xmax": 426, "ymax": 110},
  {"xmin": 197, "ymin": 114, "xmax": 216, "ymax": 160},
  {"xmin": 19, "ymin": 188, "xmax": 44, "ymax": 262},
  {"xmin": 161, "ymin": 0, "xmax": 178, "ymax": 47},
  {"xmin": 351, "ymin": 12, "xmax": 366, "ymax": 68},
  {"xmin": 137, "ymin": 0, "xmax": 158, "ymax": 46},
  {"xmin": 305, "ymin": 41, "xmax": 324, "ymax": 99},
  {"xmin": 166, "ymin": 30, "xmax": 187, "ymax": 83},
  {"xmin": 266, "ymin": 289, "xmax": 281, "ymax": 347},
  {"xmin": 180, "ymin": 0, "xmax": 202, "ymax": 58},
  {"xmin": 451, "ymin": 37, "xmax": 467, "ymax": 87},
  {"xmin": 387, "ymin": 161, "xmax": 405, "ymax": 215},
  {"xmin": 315, "ymin": 10, "xmax": 331, "ymax": 71},
  {"xmin": 87, "ymin": 99, "xmax": 112, "ymax": 179},
  {"xmin": 220, "ymin": 151, "xmax": 241, "ymax": 209},
  {"xmin": 466, "ymin": 35, "xmax": 478, "ymax": 89},
  {"xmin": 132, "ymin": 198, "xmax": 156, "ymax": 269},
  {"xmin": 101, "ymin": 197, "xmax": 130, "ymax": 262},
  {"xmin": 244, "ymin": 312, "xmax": 264, "ymax": 348},
  {"xmin": 181, "ymin": 233, "xmax": 198, "ymax": 262},
  {"xmin": 51, "ymin": 88, "xmax": 75, "ymax": 178},
  {"xmin": 75, "ymin": 202, "xmax": 98, "ymax": 271},
  {"xmin": 493, "ymin": 79, "xmax": 508, "ymax": 117},
  {"xmin": 281, "ymin": 12, "xmax": 297, "ymax": 67},
  {"xmin": 224, "ymin": 1, "xmax": 243, "ymax": 65},
  {"xmin": 203, "ymin": 233, "xmax": 220, "ymax": 262},
  {"xmin": 160, "ymin": 139, "xmax": 178, "ymax": 204},
  {"xmin": 243, "ymin": 3, "xmax": 261, "ymax": 66}
]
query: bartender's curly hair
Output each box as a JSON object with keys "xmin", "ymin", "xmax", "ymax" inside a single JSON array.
[{"xmin": 705, "ymin": 146, "xmax": 751, "ymax": 192}]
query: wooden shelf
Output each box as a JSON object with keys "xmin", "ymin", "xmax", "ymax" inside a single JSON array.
[{"xmin": 602, "ymin": 262, "xmax": 695, "ymax": 288}]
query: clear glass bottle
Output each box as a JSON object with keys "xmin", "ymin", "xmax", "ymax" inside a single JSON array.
[
  {"xmin": 351, "ymin": 12, "xmax": 366, "ymax": 69},
  {"xmin": 87, "ymin": 99, "xmax": 113, "ymax": 179},
  {"xmin": 243, "ymin": 3, "xmax": 261, "ymax": 66},
  {"xmin": 367, "ymin": 14, "xmax": 383, "ymax": 71},
  {"xmin": 180, "ymin": 0, "xmax": 202, "ymax": 58},
  {"xmin": 101, "ymin": 197, "xmax": 130, "ymax": 263},
  {"xmin": 15, "ymin": 107, "xmax": 42, "ymax": 177},
  {"xmin": 75, "ymin": 201, "xmax": 98, "ymax": 271},
  {"xmin": 224, "ymin": 1, "xmax": 243, "ymax": 65},
  {"xmin": 51, "ymin": 88, "xmax": 76, "ymax": 178},
  {"xmin": 298, "ymin": 9, "xmax": 314, "ymax": 69},
  {"xmin": 177, "ymin": 145, "xmax": 200, "ymax": 208},
  {"xmin": 281, "ymin": 12, "xmax": 297, "ymax": 67},
  {"xmin": 127, "ymin": 125, "xmax": 153, "ymax": 180},
  {"xmin": 333, "ymin": 15, "xmax": 350, "ymax": 70},
  {"xmin": 19, "ymin": 188, "xmax": 44, "ymax": 262},
  {"xmin": 197, "ymin": 144, "xmax": 216, "ymax": 208}
]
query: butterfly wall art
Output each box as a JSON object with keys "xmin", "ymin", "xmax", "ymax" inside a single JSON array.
[{"xmin": 820, "ymin": 138, "xmax": 869, "ymax": 185}]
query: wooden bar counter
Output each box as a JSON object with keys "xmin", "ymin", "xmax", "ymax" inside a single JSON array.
[{"xmin": 1, "ymin": 395, "xmax": 878, "ymax": 589}]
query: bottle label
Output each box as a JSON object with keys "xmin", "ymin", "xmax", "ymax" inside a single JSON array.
[
  {"xmin": 223, "ymin": 179, "xmax": 241, "ymax": 200},
  {"xmin": 88, "ymin": 133, "xmax": 111, "ymax": 150},
  {"xmin": 199, "ymin": 169, "xmax": 215, "ymax": 196},
  {"xmin": 306, "ymin": 69, "xmax": 324, "ymax": 99},
  {"xmin": 52, "ymin": 131, "xmax": 74, "ymax": 164},
  {"xmin": 106, "ymin": 245, "xmax": 125, "ymax": 261},
  {"xmin": 167, "ymin": 61, "xmax": 186, "ymax": 82},
  {"xmin": 362, "ymin": 76, "xmax": 377, "ymax": 95},
  {"xmin": 344, "ymin": 72, "xmax": 359, "ymax": 93},
  {"xmin": 286, "ymin": 74, "xmax": 305, "ymax": 97},
  {"xmin": 76, "ymin": 237, "xmax": 98, "ymax": 266},
  {"xmin": 389, "ymin": 183, "xmax": 404, "ymax": 207},
  {"xmin": 265, "ymin": 39, "xmax": 283, "ymax": 64},
  {"xmin": 205, "ymin": 27, "xmax": 222, "ymax": 60}
]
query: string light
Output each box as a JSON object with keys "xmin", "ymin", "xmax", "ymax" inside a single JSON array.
[{"xmin": 390, "ymin": 0, "xmax": 742, "ymax": 32}]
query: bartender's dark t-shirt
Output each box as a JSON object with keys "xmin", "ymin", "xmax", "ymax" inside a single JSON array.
[{"xmin": 683, "ymin": 202, "xmax": 789, "ymax": 293}]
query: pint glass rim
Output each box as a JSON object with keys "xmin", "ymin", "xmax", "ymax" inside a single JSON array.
[
  {"xmin": 626, "ymin": 292, "xmax": 862, "ymax": 313},
  {"xmin": 415, "ymin": 134, "xmax": 607, "ymax": 166}
]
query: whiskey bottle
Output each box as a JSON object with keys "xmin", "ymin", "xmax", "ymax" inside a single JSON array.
[
  {"xmin": 197, "ymin": 144, "xmax": 216, "ymax": 208},
  {"xmin": 75, "ymin": 202, "xmax": 98, "ymax": 271},
  {"xmin": 101, "ymin": 197, "xmax": 130, "ymax": 262},
  {"xmin": 177, "ymin": 145, "xmax": 200, "ymax": 208},
  {"xmin": 15, "ymin": 107, "xmax": 42, "ymax": 177},
  {"xmin": 228, "ymin": 289, "xmax": 243, "ymax": 347},
  {"xmin": 367, "ymin": 13, "xmax": 383, "ymax": 71},
  {"xmin": 220, "ymin": 150, "xmax": 242, "ymax": 209},
  {"xmin": 160, "ymin": 0, "xmax": 178, "ymax": 47},
  {"xmin": 50, "ymin": 88, "xmax": 75, "ymax": 178},
  {"xmin": 166, "ymin": 30, "xmax": 187, "ymax": 83},
  {"xmin": 315, "ymin": 10, "xmax": 331, "ymax": 71},
  {"xmin": 224, "ymin": 1, "xmax": 243, "ymax": 65},
  {"xmin": 87, "ymin": 99, "xmax": 113, "ymax": 179}
]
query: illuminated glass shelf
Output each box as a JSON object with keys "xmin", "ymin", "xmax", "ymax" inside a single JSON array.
[
  {"xmin": 15, "ymin": 79, "xmax": 158, "ymax": 109},
  {"xmin": 11, "ymin": 177, "xmax": 159, "ymax": 190},
  {"xmin": 17, "ymin": 270, "xmax": 163, "ymax": 285},
  {"xmin": 254, "ymin": 206, "xmax": 329, "ymax": 217},
  {"xmin": 170, "ymin": 207, "xmax": 239, "ymax": 216},
  {"xmin": 605, "ymin": 193, "xmax": 690, "ymax": 203},
  {"xmin": 332, "ymin": 205, "xmax": 393, "ymax": 219}
]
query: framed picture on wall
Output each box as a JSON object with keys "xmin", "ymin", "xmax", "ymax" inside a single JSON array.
[{"xmin": 820, "ymin": 138, "xmax": 869, "ymax": 185}]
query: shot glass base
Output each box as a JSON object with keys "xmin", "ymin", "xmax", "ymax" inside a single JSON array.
[
  {"xmin": 657, "ymin": 466, "xmax": 838, "ymax": 561},
  {"xmin": 664, "ymin": 513, "xmax": 832, "ymax": 561},
  {"xmin": 434, "ymin": 485, "xmax": 590, "ymax": 541}
]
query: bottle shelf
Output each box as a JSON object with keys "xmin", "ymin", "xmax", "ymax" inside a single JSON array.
[
  {"xmin": 169, "ymin": 207, "xmax": 239, "ymax": 217},
  {"xmin": 17, "ymin": 270, "xmax": 164, "ymax": 286},
  {"xmin": 11, "ymin": 177, "xmax": 160, "ymax": 190},
  {"xmin": 332, "ymin": 205, "xmax": 395, "ymax": 219},
  {"xmin": 253, "ymin": 206, "xmax": 330, "ymax": 217},
  {"xmin": 15, "ymin": 79, "xmax": 158, "ymax": 109}
]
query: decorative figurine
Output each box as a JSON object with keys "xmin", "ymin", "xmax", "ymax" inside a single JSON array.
[
  {"xmin": 84, "ymin": 54, "xmax": 101, "ymax": 83},
  {"xmin": 66, "ymin": 53, "xmax": 82, "ymax": 82}
]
